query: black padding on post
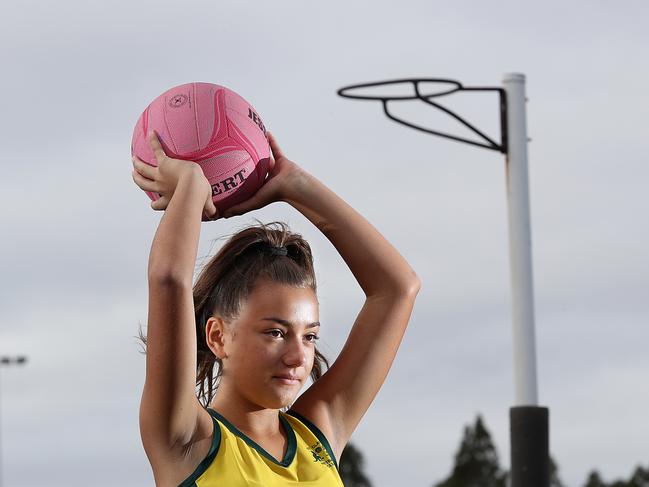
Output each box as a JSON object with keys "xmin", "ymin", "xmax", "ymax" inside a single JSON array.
[{"xmin": 510, "ymin": 406, "xmax": 550, "ymax": 487}]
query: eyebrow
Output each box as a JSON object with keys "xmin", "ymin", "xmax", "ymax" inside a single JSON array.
[{"xmin": 261, "ymin": 317, "xmax": 321, "ymax": 329}]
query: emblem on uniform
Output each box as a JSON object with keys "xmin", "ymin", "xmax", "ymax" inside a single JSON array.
[{"xmin": 308, "ymin": 441, "xmax": 335, "ymax": 468}]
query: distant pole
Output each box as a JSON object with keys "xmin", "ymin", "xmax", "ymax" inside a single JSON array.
[
  {"xmin": 0, "ymin": 355, "xmax": 28, "ymax": 487},
  {"xmin": 502, "ymin": 73, "xmax": 549, "ymax": 487}
]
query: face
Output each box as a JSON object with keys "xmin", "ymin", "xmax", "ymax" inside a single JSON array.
[{"xmin": 207, "ymin": 279, "xmax": 320, "ymax": 410}]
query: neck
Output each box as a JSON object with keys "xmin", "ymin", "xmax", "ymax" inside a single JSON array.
[{"xmin": 209, "ymin": 388, "xmax": 283, "ymax": 438}]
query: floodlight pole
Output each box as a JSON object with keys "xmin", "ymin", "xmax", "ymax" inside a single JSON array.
[{"xmin": 0, "ymin": 355, "xmax": 28, "ymax": 487}]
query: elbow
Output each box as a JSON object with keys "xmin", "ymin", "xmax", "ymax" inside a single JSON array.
[
  {"xmin": 404, "ymin": 273, "xmax": 422, "ymax": 297},
  {"xmin": 148, "ymin": 269, "xmax": 193, "ymax": 289},
  {"xmin": 389, "ymin": 271, "xmax": 422, "ymax": 298}
]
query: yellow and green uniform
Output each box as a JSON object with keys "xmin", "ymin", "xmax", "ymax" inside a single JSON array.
[{"xmin": 179, "ymin": 408, "xmax": 344, "ymax": 486}]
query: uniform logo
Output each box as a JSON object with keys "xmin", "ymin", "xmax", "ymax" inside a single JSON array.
[{"xmin": 307, "ymin": 441, "xmax": 335, "ymax": 468}]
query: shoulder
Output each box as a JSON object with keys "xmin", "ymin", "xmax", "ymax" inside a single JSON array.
[
  {"xmin": 146, "ymin": 406, "xmax": 220, "ymax": 487},
  {"xmin": 287, "ymin": 399, "xmax": 345, "ymax": 465}
]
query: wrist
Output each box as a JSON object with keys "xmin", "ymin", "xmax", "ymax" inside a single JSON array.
[
  {"xmin": 174, "ymin": 167, "xmax": 210, "ymax": 200},
  {"xmin": 281, "ymin": 167, "xmax": 313, "ymax": 205},
  {"xmin": 179, "ymin": 164, "xmax": 209, "ymax": 187}
]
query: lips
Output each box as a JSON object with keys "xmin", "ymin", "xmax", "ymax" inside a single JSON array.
[{"xmin": 273, "ymin": 376, "xmax": 301, "ymax": 384}]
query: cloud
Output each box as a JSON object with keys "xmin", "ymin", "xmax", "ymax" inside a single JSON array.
[{"xmin": 1, "ymin": 1, "xmax": 648, "ymax": 486}]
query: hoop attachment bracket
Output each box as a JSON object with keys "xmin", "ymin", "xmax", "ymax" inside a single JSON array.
[{"xmin": 337, "ymin": 78, "xmax": 508, "ymax": 154}]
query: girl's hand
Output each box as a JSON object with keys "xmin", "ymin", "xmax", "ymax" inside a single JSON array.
[
  {"xmin": 131, "ymin": 131, "xmax": 218, "ymax": 220},
  {"xmin": 222, "ymin": 132, "xmax": 304, "ymax": 218}
]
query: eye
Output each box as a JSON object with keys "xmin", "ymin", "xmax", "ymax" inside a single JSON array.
[
  {"xmin": 267, "ymin": 329, "xmax": 284, "ymax": 339},
  {"xmin": 266, "ymin": 330, "xmax": 320, "ymax": 342}
]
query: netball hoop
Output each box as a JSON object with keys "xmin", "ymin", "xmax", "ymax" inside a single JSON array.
[
  {"xmin": 338, "ymin": 73, "xmax": 549, "ymax": 487},
  {"xmin": 337, "ymin": 77, "xmax": 507, "ymax": 153}
]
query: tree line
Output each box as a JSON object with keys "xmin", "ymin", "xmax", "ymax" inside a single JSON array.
[{"xmin": 338, "ymin": 415, "xmax": 649, "ymax": 487}]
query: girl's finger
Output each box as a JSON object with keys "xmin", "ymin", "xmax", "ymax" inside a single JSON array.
[
  {"xmin": 148, "ymin": 131, "xmax": 168, "ymax": 163},
  {"xmin": 132, "ymin": 170, "xmax": 158, "ymax": 192},
  {"xmin": 206, "ymin": 198, "xmax": 218, "ymax": 219},
  {"xmin": 132, "ymin": 155, "xmax": 157, "ymax": 178},
  {"xmin": 267, "ymin": 154, "xmax": 276, "ymax": 174},
  {"xmin": 267, "ymin": 132, "xmax": 284, "ymax": 160},
  {"xmin": 222, "ymin": 189, "xmax": 269, "ymax": 218},
  {"xmin": 151, "ymin": 195, "xmax": 169, "ymax": 211},
  {"xmin": 204, "ymin": 200, "xmax": 219, "ymax": 221}
]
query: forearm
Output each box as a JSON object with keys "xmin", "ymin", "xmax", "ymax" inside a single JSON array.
[
  {"xmin": 284, "ymin": 170, "xmax": 420, "ymax": 297},
  {"xmin": 148, "ymin": 168, "xmax": 208, "ymax": 286}
]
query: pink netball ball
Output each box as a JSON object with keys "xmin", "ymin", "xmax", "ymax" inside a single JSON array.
[{"xmin": 131, "ymin": 82, "xmax": 270, "ymax": 218}]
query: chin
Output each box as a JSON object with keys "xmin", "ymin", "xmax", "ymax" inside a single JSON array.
[
  {"xmin": 265, "ymin": 391, "xmax": 298, "ymax": 410},
  {"xmin": 275, "ymin": 396, "xmax": 297, "ymax": 409},
  {"xmin": 261, "ymin": 380, "xmax": 300, "ymax": 408}
]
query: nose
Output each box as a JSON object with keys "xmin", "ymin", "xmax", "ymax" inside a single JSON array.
[{"xmin": 282, "ymin": 335, "xmax": 309, "ymax": 368}]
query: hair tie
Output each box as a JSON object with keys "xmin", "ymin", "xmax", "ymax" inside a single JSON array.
[{"xmin": 267, "ymin": 245, "xmax": 288, "ymax": 256}]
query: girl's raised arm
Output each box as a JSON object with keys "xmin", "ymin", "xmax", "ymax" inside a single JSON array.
[
  {"xmin": 225, "ymin": 133, "xmax": 421, "ymax": 458},
  {"xmin": 132, "ymin": 132, "xmax": 216, "ymax": 460}
]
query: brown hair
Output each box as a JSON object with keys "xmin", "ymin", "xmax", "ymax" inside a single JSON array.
[{"xmin": 139, "ymin": 221, "xmax": 330, "ymax": 410}]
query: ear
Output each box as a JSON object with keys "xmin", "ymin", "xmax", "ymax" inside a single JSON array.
[{"xmin": 205, "ymin": 316, "xmax": 231, "ymax": 359}]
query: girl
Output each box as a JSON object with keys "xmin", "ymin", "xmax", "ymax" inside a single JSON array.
[{"xmin": 132, "ymin": 130, "xmax": 420, "ymax": 486}]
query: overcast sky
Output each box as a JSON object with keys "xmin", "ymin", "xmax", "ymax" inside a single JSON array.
[{"xmin": 1, "ymin": 0, "xmax": 648, "ymax": 486}]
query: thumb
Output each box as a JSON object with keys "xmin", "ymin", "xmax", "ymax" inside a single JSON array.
[
  {"xmin": 151, "ymin": 195, "xmax": 169, "ymax": 211},
  {"xmin": 148, "ymin": 131, "xmax": 168, "ymax": 163}
]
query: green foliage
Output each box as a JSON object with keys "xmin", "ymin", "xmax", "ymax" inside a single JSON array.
[
  {"xmin": 339, "ymin": 442, "xmax": 373, "ymax": 487},
  {"xmin": 433, "ymin": 415, "xmax": 508, "ymax": 487},
  {"xmin": 627, "ymin": 465, "xmax": 649, "ymax": 487},
  {"xmin": 551, "ymin": 456, "xmax": 566, "ymax": 487},
  {"xmin": 585, "ymin": 471, "xmax": 608, "ymax": 487},
  {"xmin": 433, "ymin": 414, "xmax": 567, "ymax": 487},
  {"xmin": 336, "ymin": 414, "xmax": 648, "ymax": 487},
  {"xmin": 583, "ymin": 465, "xmax": 649, "ymax": 487}
]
